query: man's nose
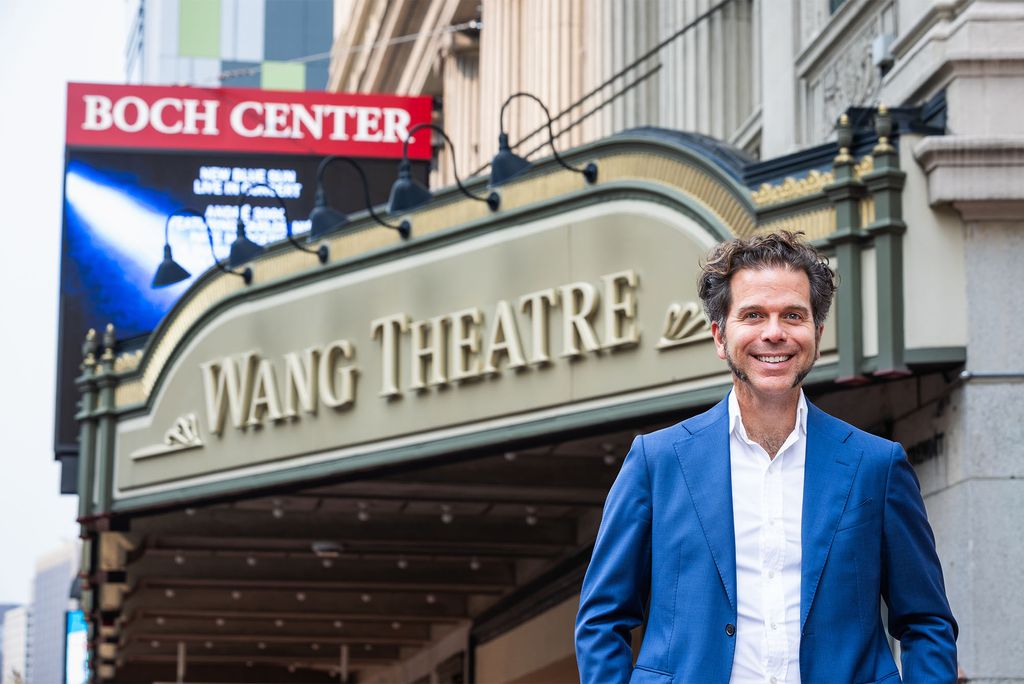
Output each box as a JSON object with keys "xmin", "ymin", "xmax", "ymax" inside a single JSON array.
[{"xmin": 761, "ymin": 316, "xmax": 786, "ymax": 342}]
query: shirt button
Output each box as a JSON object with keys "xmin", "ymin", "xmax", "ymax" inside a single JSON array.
[
  {"xmin": 770, "ymin": 677, "xmax": 778, "ymax": 684},
  {"xmin": 725, "ymin": 623, "xmax": 736, "ymax": 637},
  {"xmin": 768, "ymin": 571, "xmax": 775, "ymax": 579},
  {"xmin": 771, "ymin": 622, "xmax": 777, "ymax": 630}
]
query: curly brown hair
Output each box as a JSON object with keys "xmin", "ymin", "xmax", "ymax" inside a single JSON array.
[{"xmin": 697, "ymin": 231, "xmax": 836, "ymax": 329}]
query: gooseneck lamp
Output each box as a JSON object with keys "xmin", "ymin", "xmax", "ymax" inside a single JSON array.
[
  {"xmin": 388, "ymin": 123, "xmax": 500, "ymax": 215},
  {"xmin": 152, "ymin": 210, "xmax": 193, "ymax": 288},
  {"xmin": 243, "ymin": 182, "xmax": 328, "ymax": 264},
  {"xmin": 489, "ymin": 92, "xmax": 598, "ymax": 187},
  {"xmin": 152, "ymin": 208, "xmax": 252, "ymax": 288},
  {"xmin": 308, "ymin": 156, "xmax": 411, "ymax": 240}
]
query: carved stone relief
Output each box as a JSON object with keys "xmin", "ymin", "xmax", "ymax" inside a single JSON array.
[{"xmin": 805, "ymin": 4, "xmax": 895, "ymax": 144}]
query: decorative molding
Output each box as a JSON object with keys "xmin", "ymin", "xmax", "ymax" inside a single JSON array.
[
  {"xmin": 130, "ymin": 414, "xmax": 203, "ymax": 461},
  {"xmin": 758, "ymin": 207, "xmax": 837, "ymax": 242},
  {"xmin": 656, "ymin": 303, "xmax": 713, "ymax": 350},
  {"xmin": 113, "ymin": 350, "xmax": 143, "ymax": 374},
  {"xmin": 752, "ymin": 170, "xmax": 834, "ymax": 206},
  {"xmin": 751, "ymin": 155, "xmax": 873, "ymax": 207},
  {"xmin": 914, "ymin": 136, "xmax": 1024, "ymax": 216}
]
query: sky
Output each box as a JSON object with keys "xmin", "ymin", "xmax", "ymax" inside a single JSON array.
[{"xmin": 0, "ymin": 0, "xmax": 130, "ymax": 605}]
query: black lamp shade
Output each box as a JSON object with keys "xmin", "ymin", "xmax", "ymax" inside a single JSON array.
[
  {"xmin": 228, "ymin": 220, "xmax": 266, "ymax": 268},
  {"xmin": 308, "ymin": 188, "xmax": 349, "ymax": 241},
  {"xmin": 388, "ymin": 159, "xmax": 432, "ymax": 214},
  {"xmin": 151, "ymin": 244, "xmax": 191, "ymax": 288},
  {"xmin": 489, "ymin": 133, "xmax": 532, "ymax": 187}
]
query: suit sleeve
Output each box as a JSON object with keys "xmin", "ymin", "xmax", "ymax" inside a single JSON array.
[
  {"xmin": 575, "ymin": 435, "xmax": 653, "ymax": 684},
  {"xmin": 880, "ymin": 442, "xmax": 958, "ymax": 682}
]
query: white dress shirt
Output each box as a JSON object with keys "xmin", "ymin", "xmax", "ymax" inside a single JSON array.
[{"xmin": 728, "ymin": 390, "xmax": 807, "ymax": 684}]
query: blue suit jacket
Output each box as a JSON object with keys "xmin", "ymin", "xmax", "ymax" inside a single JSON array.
[{"xmin": 576, "ymin": 397, "xmax": 957, "ymax": 683}]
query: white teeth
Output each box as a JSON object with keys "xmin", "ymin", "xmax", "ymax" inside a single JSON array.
[{"xmin": 756, "ymin": 355, "xmax": 792, "ymax": 363}]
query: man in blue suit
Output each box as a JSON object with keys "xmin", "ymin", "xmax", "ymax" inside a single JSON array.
[{"xmin": 576, "ymin": 232, "xmax": 957, "ymax": 683}]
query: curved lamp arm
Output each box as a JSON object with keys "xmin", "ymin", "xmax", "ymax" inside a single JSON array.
[
  {"xmin": 244, "ymin": 182, "xmax": 328, "ymax": 263},
  {"xmin": 315, "ymin": 156, "xmax": 410, "ymax": 238},
  {"xmin": 166, "ymin": 208, "xmax": 253, "ymax": 284},
  {"xmin": 500, "ymin": 92, "xmax": 597, "ymax": 183},
  {"xmin": 403, "ymin": 123, "xmax": 500, "ymax": 210}
]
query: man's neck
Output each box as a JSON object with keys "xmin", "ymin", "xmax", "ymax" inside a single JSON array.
[{"xmin": 732, "ymin": 381, "xmax": 801, "ymax": 459}]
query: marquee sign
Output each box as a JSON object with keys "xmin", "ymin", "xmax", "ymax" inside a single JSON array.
[
  {"xmin": 112, "ymin": 201, "xmax": 838, "ymax": 499},
  {"xmin": 66, "ymin": 83, "xmax": 433, "ymax": 158}
]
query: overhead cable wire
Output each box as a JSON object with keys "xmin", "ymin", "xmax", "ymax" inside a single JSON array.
[
  {"xmin": 518, "ymin": 63, "xmax": 664, "ymax": 161},
  {"xmin": 208, "ymin": 19, "xmax": 482, "ymax": 86},
  {"xmin": 478, "ymin": 0, "xmax": 736, "ymax": 173}
]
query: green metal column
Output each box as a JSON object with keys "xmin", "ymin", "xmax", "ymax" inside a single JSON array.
[
  {"xmin": 76, "ymin": 329, "xmax": 99, "ymax": 522},
  {"xmin": 93, "ymin": 324, "xmax": 119, "ymax": 517},
  {"xmin": 861, "ymin": 105, "xmax": 911, "ymax": 377},
  {"xmin": 825, "ymin": 114, "xmax": 868, "ymax": 385}
]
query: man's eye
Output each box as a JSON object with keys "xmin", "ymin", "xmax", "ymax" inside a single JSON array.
[
  {"xmin": 785, "ymin": 312, "xmax": 803, "ymax": 320},
  {"xmin": 744, "ymin": 312, "xmax": 762, "ymax": 319}
]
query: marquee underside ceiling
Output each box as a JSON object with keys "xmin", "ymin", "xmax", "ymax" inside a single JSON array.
[{"xmin": 100, "ymin": 419, "xmax": 679, "ymax": 682}]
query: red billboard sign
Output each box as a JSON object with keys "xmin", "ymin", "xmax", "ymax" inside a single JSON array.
[{"xmin": 66, "ymin": 83, "xmax": 433, "ymax": 159}]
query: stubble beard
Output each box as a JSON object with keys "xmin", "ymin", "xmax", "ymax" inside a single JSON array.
[{"xmin": 721, "ymin": 330, "xmax": 819, "ymax": 390}]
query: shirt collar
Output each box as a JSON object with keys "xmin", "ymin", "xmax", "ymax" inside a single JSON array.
[{"xmin": 728, "ymin": 388, "xmax": 808, "ymax": 442}]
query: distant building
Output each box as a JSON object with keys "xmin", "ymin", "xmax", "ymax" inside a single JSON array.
[
  {"xmin": 26, "ymin": 543, "xmax": 78, "ymax": 684},
  {"xmin": 125, "ymin": 0, "xmax": 335, "ymax": 90},
  {"xmin": 0, "ymin": 605, "xmax": 16, "ymax": 681},
  {"xmin": 1, "ymin": 606, "xmax": 27, "ymax": 684}
]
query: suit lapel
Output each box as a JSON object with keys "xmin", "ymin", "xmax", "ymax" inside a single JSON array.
[
  {"xmin": 800, "ymin": 403, "xmax": 862, "ymax": 632},
  {"xmin": 674, "ymin": 400, "xmax": 736, "ymax": 611}
]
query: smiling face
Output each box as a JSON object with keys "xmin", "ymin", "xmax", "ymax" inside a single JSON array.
[{"xmin": 711, "ymin": 266, "xmax": 823, "ymax": 404}]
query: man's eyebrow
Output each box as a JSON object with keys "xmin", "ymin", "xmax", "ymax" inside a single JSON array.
[{"xmin": 734, "ymin": 303, "xmax": 811, "ymax": 316}]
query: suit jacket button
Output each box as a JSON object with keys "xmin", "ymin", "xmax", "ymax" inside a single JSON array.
[{"xmin": 725, "ymin": 624, "xmax": 736, "ymax": 637}]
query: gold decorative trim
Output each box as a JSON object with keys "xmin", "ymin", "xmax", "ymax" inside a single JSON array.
[
  {"xmin": 751, "ymin": 170, "xmax": 834, "ymax": 207},
  {"xmin": 853, "ymin": 155, "xmax": 874, "ymax": 177},
  {"xmin": 750, "ymin": 155, "xmax": 874, "ymax": 208},
  {"xmin": 757, "ymin": 207, "xmax": 837, "ymax": 242},
  {"xmin": 860, "ymin": 197, "xmax": 876, "ymax": 228},
  {"xmin": 116, "ymin": 149, "xmax": 757, "ymax": 408},
  {"xmin": 657, "ymin": 302, "xmax": 713, "ymax": 350},
  {"xmin": 130, "ymin": 413, "xmax": 203, "ymax": 461},
  {"xmin": 113, "ymin": 350, "xmax": 143, "ymax": 374}
]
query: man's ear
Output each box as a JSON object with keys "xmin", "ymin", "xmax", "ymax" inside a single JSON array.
[
  {"xmin": 815, "ymin": 323, "xmax": 824, "ymax": 359},
  {"xmin": 711, "ymin": 320, "xmax": 727, "ymax": 360}
]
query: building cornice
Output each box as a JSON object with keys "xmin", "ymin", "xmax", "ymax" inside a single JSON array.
[{"xmin": 914, "ymin": 135, "xmax": 1024, "ymax": 220}]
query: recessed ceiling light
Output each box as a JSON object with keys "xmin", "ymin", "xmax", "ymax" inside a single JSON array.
[{"xmin": 312, "ymin": 541, "xmax": 343, "ymax": 558}]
